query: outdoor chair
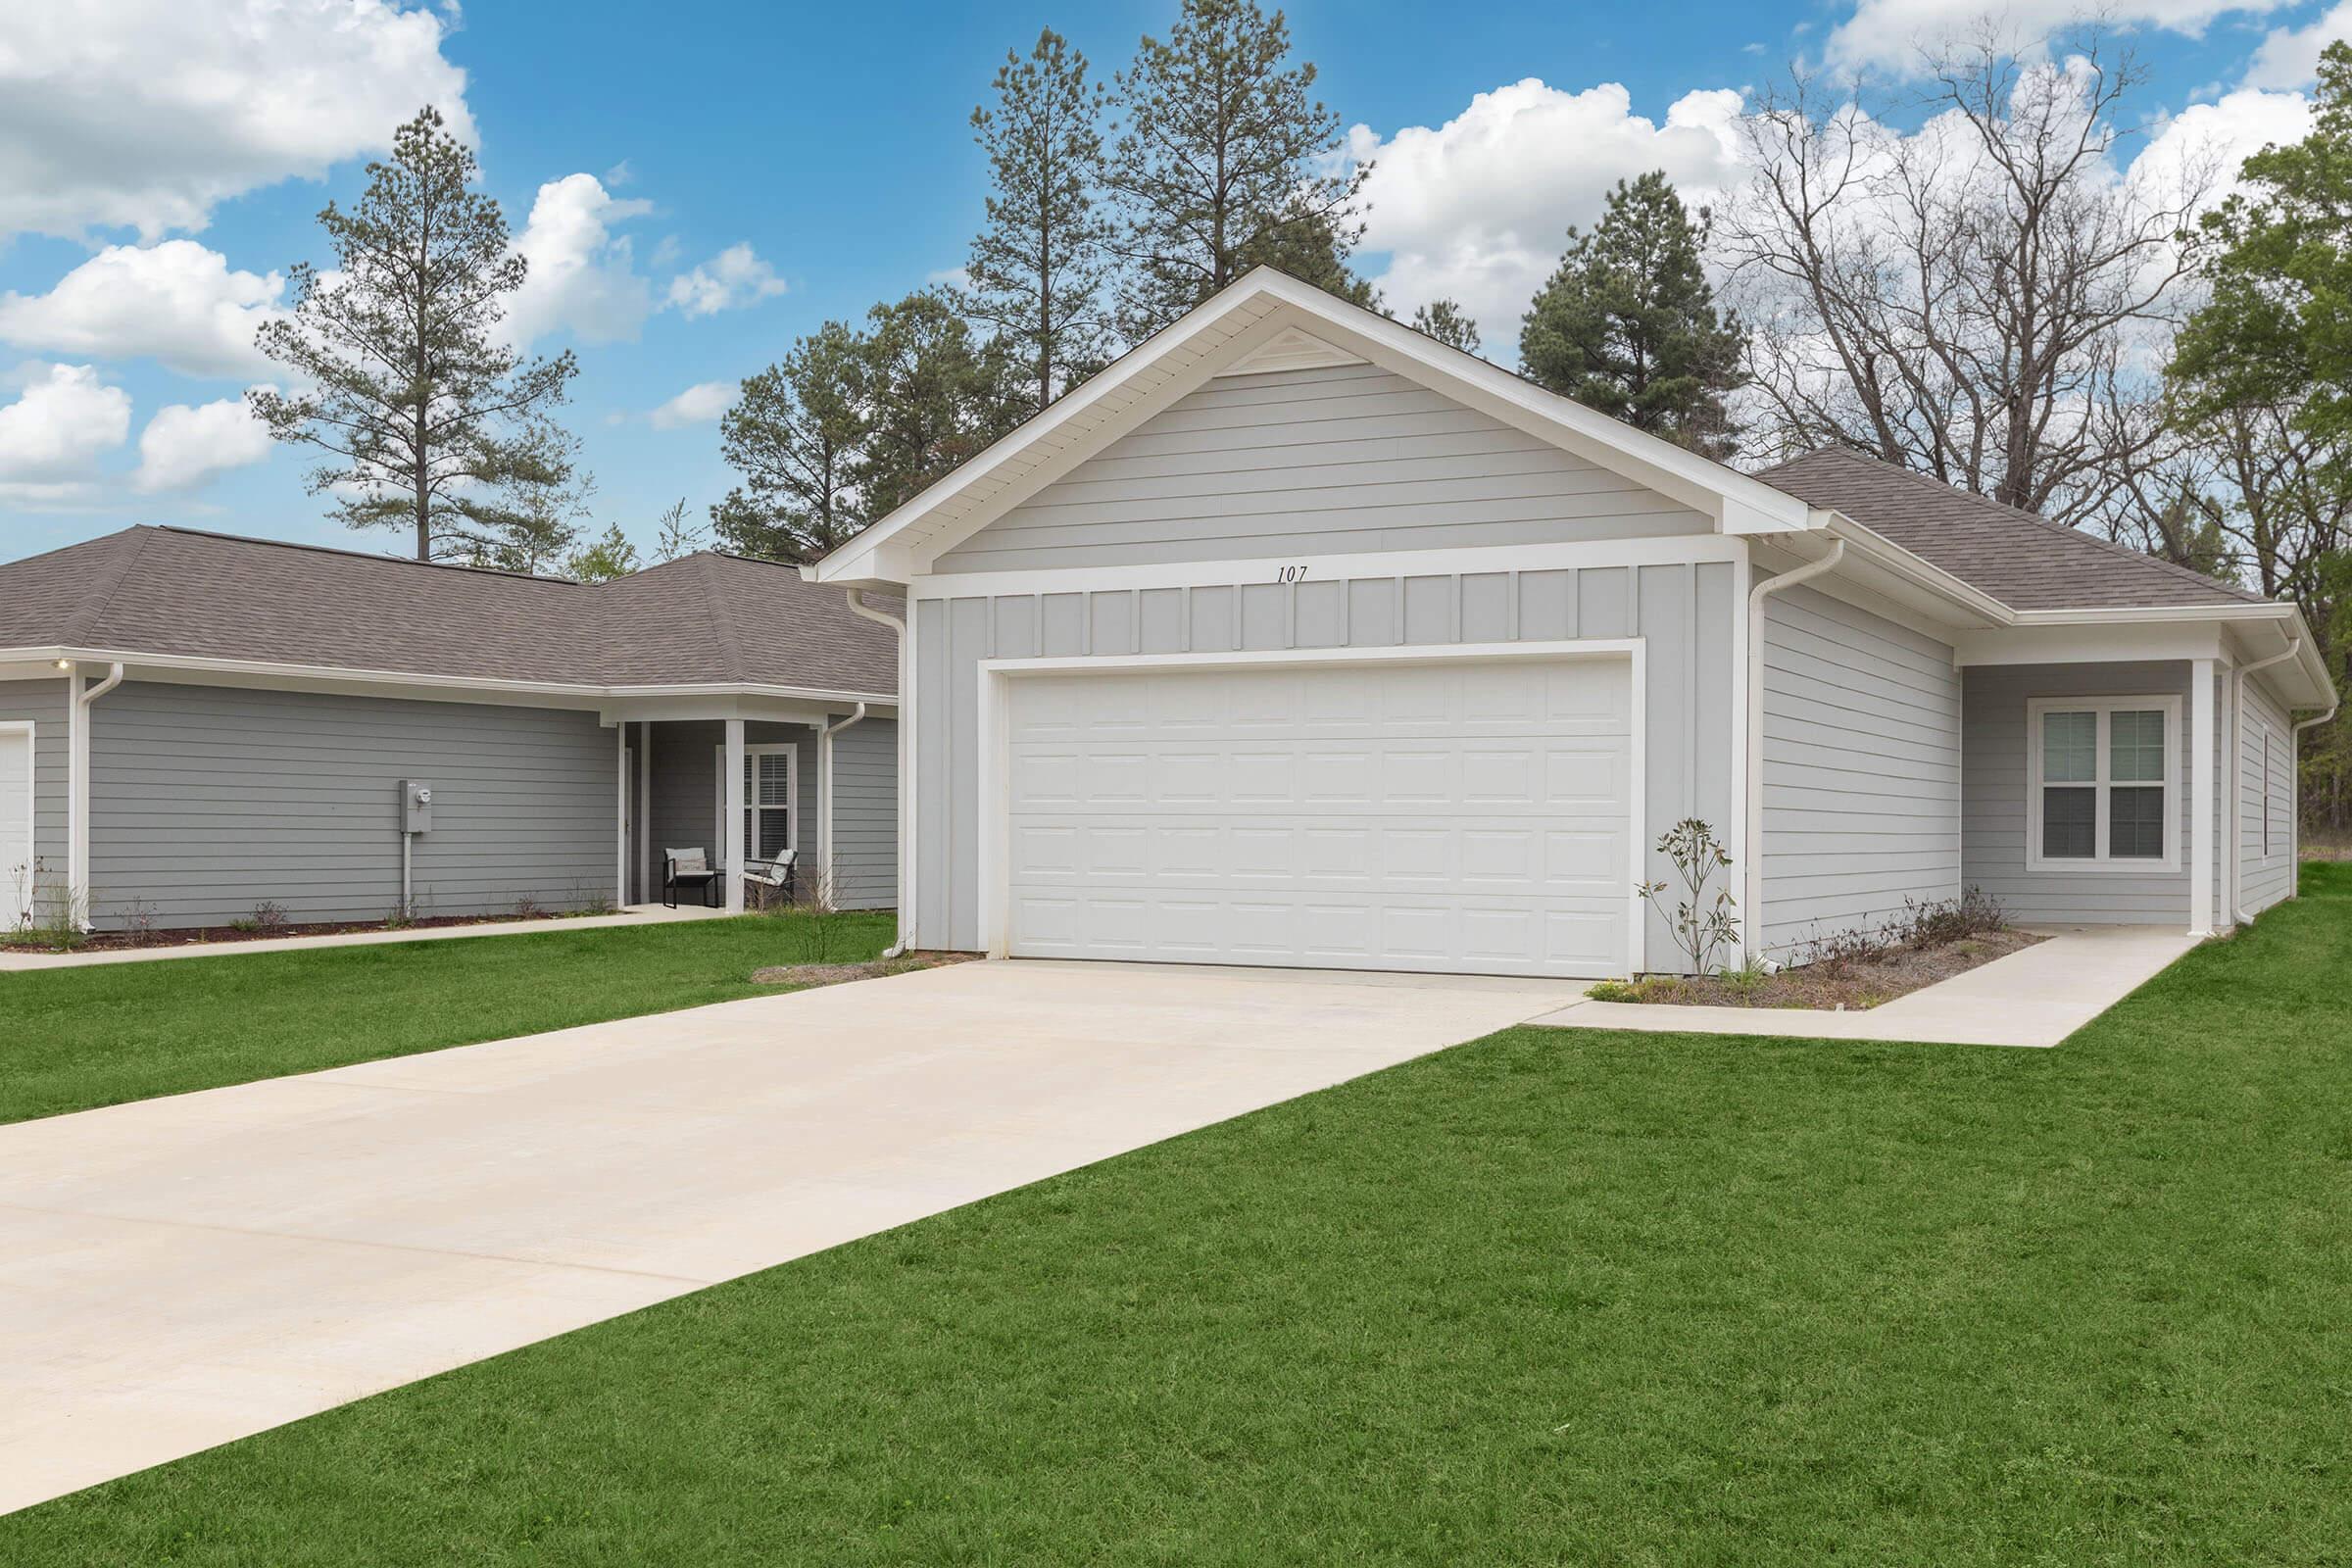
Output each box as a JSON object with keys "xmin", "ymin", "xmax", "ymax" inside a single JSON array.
[
  {"xmin": 662, "ymin": 848, "xmax": 720, "ymax": 909},
  {"xmin": 744, "ymin": 850, "xmax": 798, "ymax": 910}
]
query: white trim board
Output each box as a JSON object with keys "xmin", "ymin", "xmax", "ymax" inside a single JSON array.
[
  {"xmin": 972, "ymin": 637, "xmax": 1648, "ymax": 978},
  {"xmin": 0, "ymin": 719, "xmax": 32, "ymax": 926}
]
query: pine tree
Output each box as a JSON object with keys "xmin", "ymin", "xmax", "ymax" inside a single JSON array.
[
  {"xmin": 854, "ymin": 291, "xmax": 1024, "ymax": 520},
  {"xmin": 1106, "ymin": 0, "xmax": 1366, "ymax": 334},
  {"xmin": 969, "ymin": 28, "xmax": 1112, "ymax": 414},
  {"xmin": 712, "ymin": 323, "xmax": 871, "ymax": 563},
  {"xmin": 1410, "ymin": 299, "xmax": 1481, "ymax": 355},
  {"xmin": 1519, "ymin": 172, "xmax": 1743, "ymax": 457},
  {"xmin": 564, "ymin": 522, "xmax": 641, "ymax": 581},
  {"xmin": 652, "ymin": 498, "xmax": 707, "ymax": 561},
  {"xmin": 251, "ymin": 106, "xmax": 578, "ymax": 561}
]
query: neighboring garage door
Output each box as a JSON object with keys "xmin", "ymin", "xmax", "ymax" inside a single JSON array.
[
  {"xmin": 1000, "ymin": 654, "xmax": 1635, "ymax": 977},
  {"xmin": 0, "ymin": 728, "xmax": 28, "ymax": 924}
]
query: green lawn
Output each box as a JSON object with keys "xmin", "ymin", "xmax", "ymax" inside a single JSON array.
[
  {"xmin": 7, "ymin": 871, "xmax": 2350, "ymax": 1564},
  {"xmin": 0, "ymin": 910, "xmax": 893, "ymax": 1126}
]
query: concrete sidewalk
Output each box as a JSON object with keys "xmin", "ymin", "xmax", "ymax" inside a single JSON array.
[
  {"xmin": 0, "ymin": 958, "xmax": 1581, "ymax": 1515},
  {"xmin": 0, "ymin": 903, "xmax": 727, "ymax": 972},
  {"xmin": 1528, "ymin": 926, "xmax": 2199, "ymax": 1048}
]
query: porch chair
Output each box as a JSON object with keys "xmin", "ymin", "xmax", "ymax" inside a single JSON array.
[
  {"xmin": 744, "ymin": 849, "xmax": 798, "ymax": 911},
  {"xmin": 662, "ymin": 848, "xmax": 720, "ymax": 909}
]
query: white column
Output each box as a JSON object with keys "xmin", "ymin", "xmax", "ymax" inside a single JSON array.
[
  {"xmin": 722, "ymin": 717, "xmax": 747, "ymax": 914},
  {"xmin": 613, "ymin": 723, "xmax": 628, "ymax": 906},
  {"xmin": 65, "ymin": 671, "xmax": 84, "ymax": 916},
  {"xmin": 2189, "ymin": 659, "xmax": 2216, "ymax": 938},
  {"xmin": 636, "ymin": 723, "xmax": 652, "ymax": 905}
]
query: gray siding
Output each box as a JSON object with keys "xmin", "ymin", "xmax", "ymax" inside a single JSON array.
[
  {"xmin": 0, "ymin": 678, "xmax": 70, "ymax": 921},
  {"xmin": 827, "ymin": 716, "xmax": 898, "ymax": 910},
  {"xmin": 1759, "ymin": 585, "xmax": 1961, "ymax": 957},
  {"xmin": 2238, "ymin": 677, "xmax": 2293, "ymax": 918},
  {"xmin": 644, "ymin": 720, "xmax": 819, "ymax": 898},
  {"xmin": 914, "ymin": 562, "xmax": 1738, "ymax": 969},
  {"xmin": 1961, "ymin": 662, "xmax": 2216, "ymax": 927},
  {"xmin": 86, "ymin": 681, "xmax": 619, "ymax": 930},
  {"xmin": 934, "ymin": 364, "xmax": 1711, "ymax": 572}
]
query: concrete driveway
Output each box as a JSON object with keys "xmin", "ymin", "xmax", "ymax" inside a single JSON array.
[{"xmin": 0, "ymin": 958, "xmax": 1581, "ymax": 1515}]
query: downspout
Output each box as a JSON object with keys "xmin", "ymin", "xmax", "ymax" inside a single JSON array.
[
  {"xmin": 817, "ymin": 701, "xmax": 867, "ymax": 910},
  {"xmin": 2290, "ymin": 680, "xmax": 2340, "ymax": 897},
  {"xmin": 1742, "ymin": 540, "xmax": 1844, "ymax": 966},
  {"xmin": 843, "ymin": 588, "xmax": 910, "ymax": 958},
  {"xmin": 67, "ymin": 661, "xmax": 126, "ymax": 930},
  {"xmin": 2233, "ymin": 638, "xmax": 2301, "ymax": 925}
]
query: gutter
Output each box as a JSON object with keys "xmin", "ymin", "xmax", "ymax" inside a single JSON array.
[
  {"xmin": 816, "ymin": 701, "xmax": 867, "ymax": 912},
  {"xmin": 841, "ymin": 589, "xmax": 912, "ymax": 959},
  {"xmin": 1742, "ymin": 540, "xmax": 1845, "ymax": 965},
  {"xmin": 2233, "ymin": 639, "xmax": 2302, "ymax": 925}
]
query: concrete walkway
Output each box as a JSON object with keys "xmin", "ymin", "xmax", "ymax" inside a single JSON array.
[
  {"xmin": 0, "ymin": 959, "xmax": 1582, "ymax": 1515},
  {"xmin": 0, "ymin": 903, "xmax": 726, "ymax": 972},
  {"xmin": 1529, "ymin": 925, "xmax": 2199, "ymax": 1048}
]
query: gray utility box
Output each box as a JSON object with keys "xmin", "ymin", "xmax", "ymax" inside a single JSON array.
[{"xmin": 400, "ymin": 779, "xmax": 434, "ymax": 834}]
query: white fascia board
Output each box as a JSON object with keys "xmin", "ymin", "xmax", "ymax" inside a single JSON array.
[
  {"xmin": 1952, "ymin": 620, "xmax": 2227, "ymax": 667},
  {"xmin": 1817, "ymin": 514, "xmax": 2011, "ymax": 626},
  {"xmin": 1998, "ymin": 602, "xmax": 2330, "ymax": 709}
]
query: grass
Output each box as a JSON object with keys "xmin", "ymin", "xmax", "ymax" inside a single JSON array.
[
  {"xmin": 7, "ymin": 871, "xmax": 2351, "ymax": 1564},
  {"xmin": 0, "ymin": 909, "xmax": 894, "ymax": 1127}
]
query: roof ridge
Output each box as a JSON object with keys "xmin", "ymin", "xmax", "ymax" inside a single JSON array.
[
  {"xmin": 59, "ymin": 525, "xmax": 155, "ymax": 644},
  {"xmin": 1770, "ymin": 446, "xmax": 2264, "ymax": 604},
  {"xmin": 147, "ymin": 523, "xmax": 589, "ymax": 585},
  {"xmin": 694, "ymin": 551, "xmax": 749, "ymax": 683}
]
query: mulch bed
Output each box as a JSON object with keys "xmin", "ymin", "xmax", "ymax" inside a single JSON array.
[
  {"xmin": 750, "ymin": 952, "xmax": 977, "ymax": 988},
  {"xmin": 3, "ymin": 909, "xmax": 606, "ymax": 955},
  {"xmin": 1605, "ymin": 927, "xmax": 2047, "ymax": 1010}
]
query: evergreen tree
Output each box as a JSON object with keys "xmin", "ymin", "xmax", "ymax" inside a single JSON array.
[
  {"xmin": 1519, "ymin": 172, "xmax": 1743, "ymax": 457},
  {"xmin": 1106, "ymin": 0, "xmax": 1365, "ymax": 334},
  {"xmin": 564, "ymin": 522, "xmax": 641, "ymax": 581},
  {"xmin": 854, "ymin": 290, "xmax": 1024, "ymax": 520},
  {"xmin": 1410, "ymin": 299, "xmax": 1481, "ymax": 355},
  {"xmin": 652, "ymin": 497, "xmax": 707, "ymax": 561},
  {"xmin": 969, "ymin": 28, "xmax": 1112, "ymax": 414},
  {"xmin": 251, "ymin": 107, "xmax": 578, "ymax": 562},
  {"xmin": 712, "ymin": 323, "xmax": 871, "ymax": 563}
]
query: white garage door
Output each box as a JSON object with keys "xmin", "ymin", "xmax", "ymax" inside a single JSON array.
[
  {"xmin": 0, "ymin": 729, "xmax": 29, "ymax": 924},
  {"xmin": 1001, "ymin": 656, "xmax": 1635, "ymax": 978}
]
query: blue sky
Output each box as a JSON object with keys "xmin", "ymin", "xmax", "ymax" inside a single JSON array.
[{"xmin": 1, "ymin": 0, "xmax": 2342, "ymax": 565}]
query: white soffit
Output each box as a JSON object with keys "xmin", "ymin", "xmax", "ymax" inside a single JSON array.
[{"xmin": 1214, "ymin": 324, "xmax": 1367, "ymax": 377}]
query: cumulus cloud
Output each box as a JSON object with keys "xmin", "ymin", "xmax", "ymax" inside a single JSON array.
[
  {"xmin": 0, "ymin": 0, "xmax": 472, "ymax": 239},
  {"xmin": 1348, "ymin": 81, "xmax": 1744, "ymax": 354},
  {"xmin": 503, "ymin": 173, "xmax": 656, "ymax": 346},
  {"xmin": 2132, "ymin": 85, "xmax": 2312, "ymax": 203},
  {"xmin": 0, "ymin": 364, "xmax": 132, "ymax": 505},
  {"xmin": 663, "ymin": 243, "xmax": 789, "ymax": 318},
  {"xmin": 2244, "ymin": 0, "xmax": 2352, "ymax": 86},
  {"xmin": 0, "ymin": 241, "xmax": 284, "ymax": 379},
  {"xmin": 132, "ymin": 395, "xmax": 274, "ymax": 493},
  {"xmin": 1822, "ymin": 0, "xmax": 2298, "ymax": 75},
  {"xmin": 648, "ymin": 380, "xmax": 736, "ymax": 429}
]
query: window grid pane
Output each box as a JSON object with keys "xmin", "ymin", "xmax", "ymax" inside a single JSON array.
[
  {"xmin": 2109, "ymin": 786, "xmax": 2165, "ymax": 858},
  {"xmin": 2042, "ymin": 786, "xmax": 2096, "ymax": 858},
  {"xmin": 2042, "ymin": 710, "xmax": 2096, "ymax": 783},
  {"xmin": 2109, "ymin": 710, "xmax": 2166, "ymax": 783}
]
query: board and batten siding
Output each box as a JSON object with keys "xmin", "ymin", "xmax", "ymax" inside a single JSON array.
[
  {"xmin": 0, "ymin": 678, "xmax": 70, "ymax": 919},
  {"xmin": 913, "ymin": 562, "xmax": 1738, "ymax": 971},
  {"xmin": 931, "ymin": 364, "xmax": 1713, "ymax": 573},
  {"xmin": 2237, "ymin": 677, "xmax": 2293, "ymax": 919},
  {"xmin": 1758, "ymin": 584, "xmax": 1962, "ymax": 957},
  {"xmin": 1961, "ymin": 662, "xmax": 2215, "ymax": 927},
  {"xmin": 86, "ymin": 681, "xmax": 618, "ymax": 929}
]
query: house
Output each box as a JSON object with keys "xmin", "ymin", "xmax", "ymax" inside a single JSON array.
[
  {"xmin": 0, "ymin": 526, "xmax": 899, "ymax": 931},
  {"xmin": 808, "ymin": 267, "xmax": 2335, "ymax": 978}
]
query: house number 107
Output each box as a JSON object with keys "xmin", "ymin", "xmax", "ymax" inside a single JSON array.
[{"xmin": 1275, "ymin": 564, "xmax": 1309, "ymax": 584}]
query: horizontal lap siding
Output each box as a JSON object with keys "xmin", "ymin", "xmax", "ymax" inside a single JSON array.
[
  {"xmin": 2239, "ymin": 680, "xmax": 2292, "ymax": 918},
  {"xmin": 1961, "ymin": 662, "xmax": 2192, "ymax": 926},
  {"xmin": 87, "ymin": 682, "xmax": 617, "ymax": 929},
  {"xmin": 933, "ymin": 365, "xmax": 1712, "ymax": 572},
  {"xmin": 1759, "ymin": 586, "xmax": 1961, "ymax": 957},
  {"xmin": 828, "ymin": 717, "xmax": 897, "ymax": 910},
  {"xmin": 916, "ymin": 562, "xmax": 1738, "ymax": 970},
  {"xmin": 0, "ymin": 679, "xmax": 70, "ymax": 915}
]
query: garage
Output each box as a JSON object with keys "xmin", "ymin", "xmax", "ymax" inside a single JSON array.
[{"xmin": 988, "ymin": 650, "xmax": 1640, "ymax": 978}]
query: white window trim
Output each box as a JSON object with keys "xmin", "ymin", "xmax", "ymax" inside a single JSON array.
[
  {"xmin": 2026, "ymin": 694, "xmax": 2182, "ymax": 874},
  {"xmin": 1, "ymin": 719, "xmax": 32, "ymax": 925},
  {"xmin": 712, "ymin": 742, "xmax": 799, "ymax": 859}
]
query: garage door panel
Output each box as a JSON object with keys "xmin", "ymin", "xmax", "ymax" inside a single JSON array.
[{"xmin": 1003, "ymin": 660, "xmax": 1633, "ymax": 978}]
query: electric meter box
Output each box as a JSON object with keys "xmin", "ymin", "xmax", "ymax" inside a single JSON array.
[{"xmin": 401, "ymin": 780, "xmax": 434, "ymax": 834}]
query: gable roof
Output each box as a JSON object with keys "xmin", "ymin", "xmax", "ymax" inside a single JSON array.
[
  {"xmin": 0, "ymin": 526, "xmax": 898, "ymax": 697},
  {"xmin": 1754, "ymin": 446, "xmax": 2264, "ymax": 612}
]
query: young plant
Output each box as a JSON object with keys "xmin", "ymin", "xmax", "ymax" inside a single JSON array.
[
  {"xmin": 250, "ymin": 900, "xmax": 290, "ymax": 934},
  {"xmin": 1637, "ymin": 817, "xmax": 1741, "ymax": 976}
]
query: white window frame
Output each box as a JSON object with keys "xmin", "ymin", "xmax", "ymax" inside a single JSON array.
[
  {"xmin": 2026, "ymin": 695, "xmax": 2182, "ymax": 873},
  {"xmin": 712, "ymin": 742, "xmax": 799, "ymax": 861}
]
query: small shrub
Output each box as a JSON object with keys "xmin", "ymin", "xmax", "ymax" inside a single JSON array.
[
  {"xmin": 250, "ymin": 901, "xmax": 289, "ymax": 934},
  {"xmin": 569, "ymin": 881, "xmax": 617, "ymax": 918},
  {"xmin": 1885, "ymin": 887, "xmax": 2008, "ymax": 949},
  {"xmin": 1587, "ymin": 980, "xmax": 1641, "ymax": 1003},
  {"xmin": 1716, "ymin": 956, "xmax": 1772, "ymax": 999},
  {"xmin": 228, "ymin": 917, "xmax": 261, "ymax": 934},
  {"xmin": 118, "ymin": 896, "xmax": 161, "ymax": 948},
  {"xmin": 510, "ymin": 893, "xmax": 544, "ymax": 921},
  {"xmin": 1792, "ymin": 922, "xmax": 1891, "ymax": 974},
  {"xmin": 8, "ymin": 858, "xmax": 86, "ymax": 951},
  {"xmin": 1636, "ymin": 817, "xmax": 1742, "ymax": 976},
  {"xmin": 382, "ymin": 906, "xmax": 414, "ymax": 930}
]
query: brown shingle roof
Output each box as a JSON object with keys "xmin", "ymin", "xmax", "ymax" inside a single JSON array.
[
  {"xmin": 1753, "ymin": 446, "xmax": 2264, "ymax": 612},
  {"xmin": 0, "ymin": 526, "xmax": 898, "ymax": 695}
]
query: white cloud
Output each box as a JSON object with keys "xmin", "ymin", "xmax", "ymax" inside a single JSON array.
[
  {"xmin": 2132, "ymin": 86, "xmax": 2312, "ymax": 202},
  {"xmin": 0, "ymin": 364, "xmax": 131, "ymax": 497},
  {"xmin": 132, "ymin": 395, "xmax": 273, "ymax": 493},
  {"xmin": 503, "ymin": 173, "xmax": 655, "ymax": 346},
  {"xmin": 2245, "ymin": 0, "xmax": 2352, "ymax": 86},
  {"xmin": 1348, "ymin": 80, "xmax": 1745, "ymax": 355},
  {"xmin": 0, "ymin": 241, "xmax": 284, "ymax": 379},
  {"xmin": 648, "ymin": 380, "xmax": 735, "ymax": 429},
  {"xmin": 1823, "ymin": 0, "xmax": 2297, "ymax": 75},
  {"xmin": 0, "ymin": 0, "xmax": 473, "ymax": 240},
  {"xmin": 663, "ymin": 243, "xmax": 789, "ymax": 318}
]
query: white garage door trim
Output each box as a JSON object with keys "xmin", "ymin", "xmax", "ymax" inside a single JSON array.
[
  {"xmin": 0, "ymin": 720, "xmax": 32, "ymax": 927},
  {"xmin": 975, "ymin": 638, "xmax": 1646, "ymax": 976}
]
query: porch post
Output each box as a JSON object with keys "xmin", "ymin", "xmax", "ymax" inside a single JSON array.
[
  {"xmin": 2189, "ymin": 659, "xmax": 2216, "ymax": 938},
  {"xmin": 723, "ymin": 717, "xmax": 746, "ymax": 914}
]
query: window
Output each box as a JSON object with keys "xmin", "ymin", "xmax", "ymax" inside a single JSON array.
[
  {"xmin": 2027, "ymin": 696, "xmax": 2180, "ymax": 872},
  {"xmin": 712, "ymin": 744, "xmax": 797, "ymax": 861}
]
